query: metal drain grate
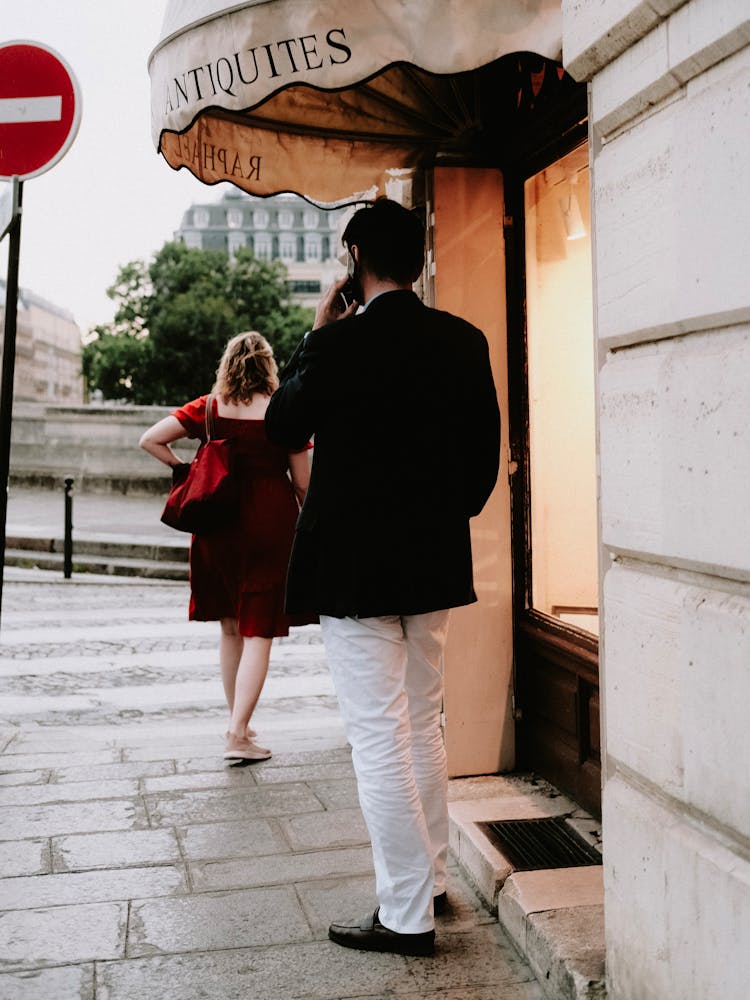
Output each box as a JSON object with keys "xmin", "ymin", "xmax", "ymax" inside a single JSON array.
[{"xmin": 480, "ymin": 816, "xmax": 602, "ymax": 871}]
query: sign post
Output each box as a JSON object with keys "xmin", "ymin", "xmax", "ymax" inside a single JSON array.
[{"xmin": 0, "ymin": 41, "xmax": 81, "ymax": 626}]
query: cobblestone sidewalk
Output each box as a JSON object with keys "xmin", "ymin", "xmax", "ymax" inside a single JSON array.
[{"xmin": 0, "ymin": 576, "xmax": 543, "ymax": 1000}]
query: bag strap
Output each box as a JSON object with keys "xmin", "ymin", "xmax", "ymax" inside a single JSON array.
[{"xmin": 205, "ymin": 393, "xmax": 216, "ymax": 442}]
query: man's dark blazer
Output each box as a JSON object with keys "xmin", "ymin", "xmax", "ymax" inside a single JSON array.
[{"xmin": 265, "ymin": 289, "xmax": 500, "ymax": 619}]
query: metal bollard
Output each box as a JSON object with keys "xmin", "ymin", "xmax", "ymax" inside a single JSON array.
[{"xmin": 63, "ymin": 477, "xmax": 74, "ymax": 579}]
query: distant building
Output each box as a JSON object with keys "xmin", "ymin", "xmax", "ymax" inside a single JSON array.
[
  {"xmin": 174, "ymin": 189, "xmax": 347, "ymax": 308},
  {"xmin": 0, "ymin": 280, "xmax": 83, "ymax": 404}
]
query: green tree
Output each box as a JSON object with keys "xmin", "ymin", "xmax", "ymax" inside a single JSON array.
[{"xmin": 82, "ymin": 242, "xmax": 314, "ymax": 404}]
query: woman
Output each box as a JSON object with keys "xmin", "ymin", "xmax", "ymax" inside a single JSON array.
[{"xmin": 139, "ymin": 331, "xmax": 314, "ymax": 762}]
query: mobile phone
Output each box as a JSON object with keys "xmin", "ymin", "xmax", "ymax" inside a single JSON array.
[
  {"xmin": 339, "ymin": 280, "xmax": 356, "ymax": 309},
  {"xmin": 339, "ymin": 249, "xmax": 358, "ymax": 309}
]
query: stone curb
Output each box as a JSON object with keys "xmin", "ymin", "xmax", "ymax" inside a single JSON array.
[{"xmin": 448, "ymin": 776, "xmax": 606, "ymax": 1000}]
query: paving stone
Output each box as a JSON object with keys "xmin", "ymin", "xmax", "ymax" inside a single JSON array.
[
  {"xmin": 0, "ymin": 865, "xmax": 187, "ymax": 910},
  {"xmin": 127, "ymin": 885, "xmax": 312, "ymax": 957},
  {"xmin": 123, "ymin": 744, "xmax": 219, "ymax": 763},
  {"xmin": 4, "ymin": 732, "xmax": 118, "ymax": 753},
  {"xmin": 280, "ymin": 806, "xmax": 369, "ymax": 851},
  {"xmin": 142, "ymin": 768, "xmax": 258, "ymax": 794},
  {"xmin": 191, "ymin": 844, "xmax": 374, "ymax": 893},
  {"xmin": 253, "ymin": 761, "xmax": 355, "ymax": 785},
  {"xmin": 295, "ymin": 868, "xmax": 496, "ymax": 941},
  {"xmin": 0, "ymin": 727, "xmax": 18, "ymax": 752},
  {"xmin": 434, "ymin": 870, "xmax": 499, "ymax": 933},
  {"xmin": 51, "ymin": 759, "xmax": 175, "ymax": 783},
  {"xmin": 0, "ymin": 798, "xmax": 146, "ymax": 841},
  {"xmin": 0, "ymin": 839, "xmax": 49, "ymax": 878},
  {"xmin": 97, "ymin": 940, "xmax": 414, "ymax": 999},
  {"xmin": 0, "ymin": 901, "xmax": 127, "ymax": 970},
  {"xmin": 174, "ymin": 754, "xmax": 235, "ymax": 774},
  {"xmin": 308, "ymin": 778, "xmax": 361, "ymax": 810},
  {"xmin": 407, "ymin": 924, "xmax": 541, "ymax": 992},
  {"xmin": 295, "ymin": 874, "xmax": 377, "ymax": 936},
  {"xmin": 0, "ymin": 778, "xmax": 138, "ymax": 807},
  {"xmin": 178, "ymin": 818, "xmax": 289, "ymax": 862},
  {"xmin": 0, "ymin": 750, "xmax": 120, "ymax": 773},
  {"xmin": 0, "ymin": 770, "xmax": 51, "ymax": 787},
  {"xmin": 400, "ymin": 986, "xmax": 543, "ymax": 999},
  {"xmin": 53, "ymin": 828, "xmax": 181, "ymax": 872},
  {"xmin": 259, "ymin": 746, "xmax": 352, "ymax": 768},
  {"xmin": 143, "ymin": 784, "xmax": 322, "ymax": 827},
  {"xmin": 0, "ymin": 963, "xmax": 95, "ymax": 1000}
]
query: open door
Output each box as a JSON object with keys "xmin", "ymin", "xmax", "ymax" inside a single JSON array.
[{"xmin": 432, "ymin": 167, "xmax": 515, "ymax": 777}]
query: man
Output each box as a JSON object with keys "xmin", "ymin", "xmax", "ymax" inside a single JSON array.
[{"xmin": 265, "ymin": 198, "xmax": 500, "ymax": 957}]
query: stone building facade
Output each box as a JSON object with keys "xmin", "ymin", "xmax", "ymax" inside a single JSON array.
[
  {"xmin": 0, "ymin": 280, "xmax": 83, "ymax": 404},
  {"xmin": 174, "ymin": 189, "xmax": 346, "ymax": 307},
  {"xmin": 563, "ymin": 2, "xmax": 750, "ymax": 997}
]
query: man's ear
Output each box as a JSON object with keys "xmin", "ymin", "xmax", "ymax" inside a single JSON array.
[{"xmin": 351, "ymin": 245, "xmax": 360, "ymax": 265}]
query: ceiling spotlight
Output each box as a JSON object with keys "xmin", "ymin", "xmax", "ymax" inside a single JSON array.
[{"xmin": 560, "ymin": 188, "xmax": 585, "ymax": 241}]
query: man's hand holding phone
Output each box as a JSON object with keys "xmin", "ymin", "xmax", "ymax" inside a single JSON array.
[{"xmin": 313, "ymin": 274, "xmax": 359, "ymax": 329}]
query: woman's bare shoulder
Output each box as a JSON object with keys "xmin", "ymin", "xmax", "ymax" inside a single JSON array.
[{"xmin": 216, "ymin": 394, "xmax": 271, "ymax": 420}]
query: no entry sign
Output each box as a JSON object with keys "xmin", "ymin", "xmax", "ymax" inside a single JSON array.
[{"xmin": 0, "ymin": 40, "xmax": 81, "ymax": 181}]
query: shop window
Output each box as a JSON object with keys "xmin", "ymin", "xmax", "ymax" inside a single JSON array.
[{"xmin": 525, "ymin": 143, "xmax": 598, "ymax": 636}]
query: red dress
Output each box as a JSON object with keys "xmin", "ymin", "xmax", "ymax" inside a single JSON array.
[{"xmin": 172, "ymin": 395, "xmax": 316, "ymax": 637}]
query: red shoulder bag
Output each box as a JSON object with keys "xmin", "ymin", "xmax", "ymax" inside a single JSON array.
[{"xmin": 160, "ymin": 394, "xmax": 238, "ymax": 534}]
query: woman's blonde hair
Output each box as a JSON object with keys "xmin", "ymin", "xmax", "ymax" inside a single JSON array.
[{"xmin": 213, "ymin": 331, "xmax": 279, "ymax": 403}]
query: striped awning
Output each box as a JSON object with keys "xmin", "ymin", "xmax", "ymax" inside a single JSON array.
[{"xmin": 149, "ymin": 0, "xmax": 562, "ymax": 205}]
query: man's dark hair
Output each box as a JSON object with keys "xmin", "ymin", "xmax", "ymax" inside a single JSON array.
[{"xmin": 342, "ymin": 197, "xmax": 425, "ymax": 285}]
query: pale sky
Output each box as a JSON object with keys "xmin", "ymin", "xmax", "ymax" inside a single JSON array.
[{"xmin": 1, "ymin": 1, "xmax": 224, "ymax": 334}]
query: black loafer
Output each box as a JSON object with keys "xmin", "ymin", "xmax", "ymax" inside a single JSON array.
[
  {"xmin": 328, "ymin": 908, "xmax": 435, "ymax": 957},
  {"xmin": 433, "ymin": 891, "xmax": 448, "ymax": 916}
]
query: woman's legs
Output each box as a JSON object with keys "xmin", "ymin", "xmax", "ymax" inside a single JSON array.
[
  {"xmin": 227, "ymin": 635, "xmax": 273, "ymax": 738},
  {"xmin": 219, "ymin": 618, "xmax": 243, "ymax": 712}
]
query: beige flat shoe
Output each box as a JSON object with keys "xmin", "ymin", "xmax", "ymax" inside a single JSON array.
[{"xmin": 223, "ymin": 733, "xmax": 271, "ymax": 761}]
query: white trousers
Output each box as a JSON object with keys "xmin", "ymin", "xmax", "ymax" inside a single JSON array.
[{"xmin": 320, "ymin": 610, "xmax": 451, "ymax": 935}]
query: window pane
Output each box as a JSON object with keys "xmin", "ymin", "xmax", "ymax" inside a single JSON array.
[{"xmin": 524, "ymin": 143, "xmax": 598, "ymax": 636}]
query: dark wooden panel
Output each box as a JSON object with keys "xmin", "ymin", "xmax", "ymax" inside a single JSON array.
[
  {"xmin": 521, "ymin": 659, "xmax": 579, "ymax": 735},
  {"xmin": 518, "ymin": 726, "xmax": 602, "ymax": 816},
  {"xmin": 515, "ymin": 615, "xmax": 602, "ymax": 817}
]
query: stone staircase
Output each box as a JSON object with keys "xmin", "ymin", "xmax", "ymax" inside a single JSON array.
[{"xmin": 4, "ymin": 533, "xmax": 189, "ymax": 580}]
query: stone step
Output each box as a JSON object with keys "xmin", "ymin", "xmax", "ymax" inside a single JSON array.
[
  {"xmin": 3, "ymin": 548, "xmax": 188, "ymax": 581},
  {"xmin": 448, "ymin": 776, "xmax": 606, "ymax": 1000},
  {"xmin": 6, "ymin": 533, "xmax": 188, "ymax": 563}
]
